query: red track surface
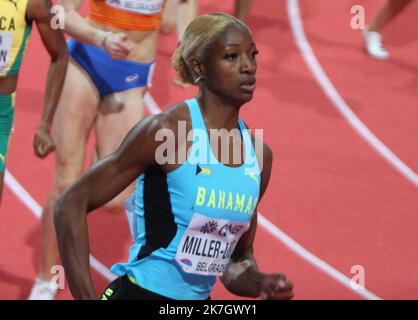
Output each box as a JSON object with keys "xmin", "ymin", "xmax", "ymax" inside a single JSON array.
[{"xmin": 1, "ymin": 0, "xmax": 417, "ymax": 300}]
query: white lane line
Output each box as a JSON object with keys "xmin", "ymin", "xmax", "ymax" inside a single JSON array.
[
  {"xmin": 144, "ymin": 93, "xmax": 381, "ymax": 299},
  {"xmin": 144, "ymin": 92, "xmax": 162, "ymax": 115},
  {"xmin": 286, "ymin": 0, "xmax": 406, "ymax": 299},
  {"xmin": 258, "ymin": 214, "xmax": 381, "ymax": 300},
  {"xmin": 286, "ymin": 0, "xmax": 418, "ymax": 188},
  {"xmin": 5, "ymin": 170, "xmax": 43, "ymax": 219},
  {"xmin": 4, "ymin": 170, "xmax": 117, "ymax": 282}
]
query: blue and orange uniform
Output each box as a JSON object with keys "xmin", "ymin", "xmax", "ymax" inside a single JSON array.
[
  {"xmin": 0, "ymin": 0, "xmax": 31, "ymax": 171},
  {"xmin": 67, "ymin": 0, "xmax": 165, "ymax": 97},
  {"xmin": 106, "ymin": 98, "xmax": 261, "ymax": 300}
]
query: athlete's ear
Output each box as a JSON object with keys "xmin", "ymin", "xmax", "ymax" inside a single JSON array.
[{"xmin": 189, "ymin": 57, "xmax": 205, "ymax": 82}]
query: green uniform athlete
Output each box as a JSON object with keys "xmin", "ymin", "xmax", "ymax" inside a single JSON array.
[{"xmin": 0, "ymin": 0, "xmax": 68, "ymax": 201}]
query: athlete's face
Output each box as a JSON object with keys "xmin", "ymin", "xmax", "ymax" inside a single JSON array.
[{"xmin": 202, "ymin": 25, "xmax": 258, "ymax": 105}]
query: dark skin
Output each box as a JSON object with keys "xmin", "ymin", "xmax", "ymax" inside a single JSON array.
[
  {"xmin": 54, "ymin": 23, "xmax": 293, "ymax": 300},
  {"xmin": 0, "ymin": 0, "xmax": 68, "ymax": 200}
]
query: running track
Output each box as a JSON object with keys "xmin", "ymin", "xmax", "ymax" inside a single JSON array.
[{"xmin": 1, "ymin": 0, "xmax": 417, "ymax": 299}]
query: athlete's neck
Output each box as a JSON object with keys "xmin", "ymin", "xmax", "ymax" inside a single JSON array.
[{"xmin": 197, "ymin": 90, "xmax": 242, "ymax": 131}]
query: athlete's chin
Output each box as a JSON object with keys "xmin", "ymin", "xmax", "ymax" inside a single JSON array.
[
  {"xmin": 240, "ymin": 92, "xmax": 254, "ymax": 104},
  {"xmin": 224, "ymin": 92, "xmax": 254, "ymax": 106}
]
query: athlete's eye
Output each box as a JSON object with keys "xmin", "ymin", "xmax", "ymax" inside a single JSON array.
[
  {"xmin": 225, "ymin": 53, "xmax": 238, "ymax": 61},
  {"xmin": 250, "ymin": 49, "xmax": 259, "ymax": 59}
]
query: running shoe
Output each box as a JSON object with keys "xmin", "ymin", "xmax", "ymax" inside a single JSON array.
[
  {"xmin": 27, "ymin": 277, "xmax": 58, "ymax": 300},
  {"xmin": 363, "ymin": 28, "xmax": 390, "ymax": 60}
]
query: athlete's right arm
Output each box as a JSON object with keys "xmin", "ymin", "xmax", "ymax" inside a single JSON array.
[
  {"xmin": 58, "ymin": 0, "xmax": 134, "ymax": 58},
  {"xmin": 54, "ymin": 114, "xmax": 173, "ymax": 299}
]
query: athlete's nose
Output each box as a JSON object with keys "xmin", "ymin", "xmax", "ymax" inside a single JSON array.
[{"xmin": 240, "ymin": 54, "xmax": 256, "ymax": 74}]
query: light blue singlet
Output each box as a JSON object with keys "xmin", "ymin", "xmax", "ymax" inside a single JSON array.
[{"xmin": 112, "ymin": 98, "xmax": 261, "ymax": 299}]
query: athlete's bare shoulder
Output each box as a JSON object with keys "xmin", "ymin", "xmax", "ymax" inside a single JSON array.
[
  {"xmin": 163, "ymin": 101, "xmax": 191, "ymax": 121},
  {"xmin": 153, "ymin": 101, "xmax": 191, "ymax": 131}
]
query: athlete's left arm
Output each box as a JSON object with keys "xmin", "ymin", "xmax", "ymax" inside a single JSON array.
[
  {"xmin": 220, "ymin": 141, "xmax": 294, "ymax": 299},
  {"xmin": 27, "ymin": 0, "xmax": 69, "ymax": 158}
]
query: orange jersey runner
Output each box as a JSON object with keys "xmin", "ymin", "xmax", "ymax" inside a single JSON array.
[{"xmin": 89, "ymin": 0, "xmax": 166, "ymax": 30}]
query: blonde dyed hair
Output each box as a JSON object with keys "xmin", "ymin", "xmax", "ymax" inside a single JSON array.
[{"xmin": 172, "ymin": 13, "xmax": 250, "ymax": 85}]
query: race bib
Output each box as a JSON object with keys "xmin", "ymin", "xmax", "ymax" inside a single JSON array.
[
  {"xmin": 105, "ymin": 0, "xmax": 164, "ymax": 15},
  {"xmin": 175, "ymin": 213, "xmax": 250, "ymax": 276},
  {"xmin": 0, "ymin": 32, "xmax": 12, "ymax": 75}
]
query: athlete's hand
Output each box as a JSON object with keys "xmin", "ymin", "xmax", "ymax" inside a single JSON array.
[
  {"xmin": 259, "ymin": 273, "xmax": 294, "ymax": 300},
  {"xmin": 33, "ymin": 126, "xmax": 55, "ymax": 158},
  {"xmin": 103, "ymin": 32, "xmax": 134, "ymax": 59}
]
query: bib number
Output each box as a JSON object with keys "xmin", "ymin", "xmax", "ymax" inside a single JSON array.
[
  {"xmin": 175, "ymin": 214, "xmax": 250, "ymax": 276},
  {"xmin": 0, "ymin": 32, "xmax": 12, "ymax": 75},
  {"xmin": 105, "ymin": 0, "xmax": 164, "ymax": 15}
]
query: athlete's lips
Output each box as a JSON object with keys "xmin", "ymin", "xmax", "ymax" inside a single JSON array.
[{"xmin": 240, "ymin": 78, "xmax": 256, "ymax": 93}]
